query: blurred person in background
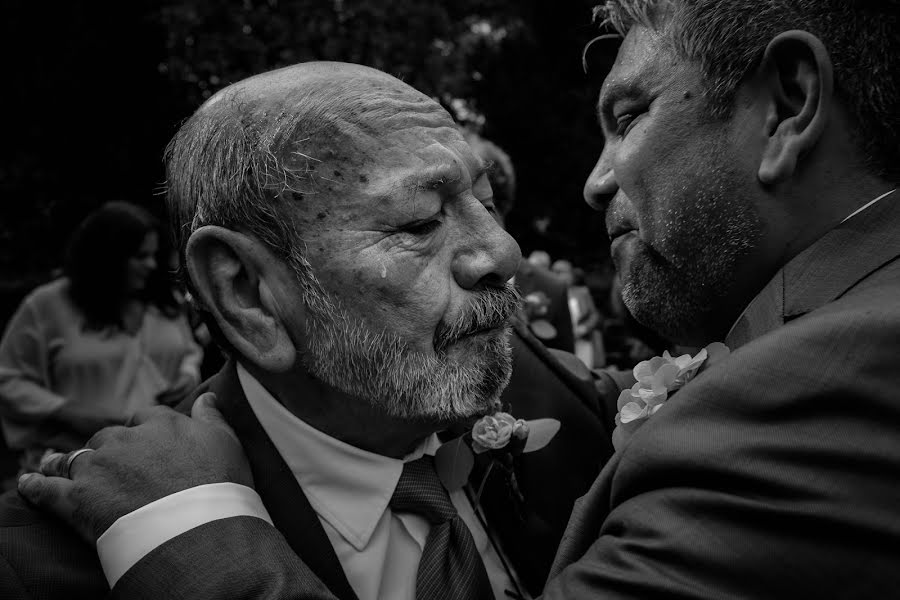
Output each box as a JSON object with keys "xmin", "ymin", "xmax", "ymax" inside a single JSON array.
[
  {"xmin": 526, "ymin": 249, "xmax": 551, "ymax": 270},
  {"xmin": 0, "ymin": 202, "xmax": 202, "ymax": 473},
  {"xmin": 551, "ymin": 259, "xmax": 603, "ymax": 368},
  {"xmin": 464, "ymin": 130, "xmax": 576, "ymax": 353}
]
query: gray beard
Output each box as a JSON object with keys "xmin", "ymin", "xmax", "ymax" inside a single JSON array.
[{"xmin": 297, "ymin": 280, "xmax": 518, "ymax": 423}]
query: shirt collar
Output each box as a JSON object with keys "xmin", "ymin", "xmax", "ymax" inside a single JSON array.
[
  {"xmin": 236, "ymin": 363, "xmax": 438, "ymax": 551},
  {"xmin": 840, "ymin": 187, "xmax": 896, "ymax": 224},
  {"xmin": 725, "ymin": 188, "xmax": 898, "ymax": 345}
]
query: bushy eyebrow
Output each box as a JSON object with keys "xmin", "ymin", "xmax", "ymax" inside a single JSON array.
[
  {"xmin": 597, "ymin": 79, "xmax": 645, "ymax": 124},
  {"xmin": 400, "ymin": 160, "xmax": 492, "ymax": 194},
  {"xmin": 369, "ymin": 158, "xmax": 495, "ymax": 210}
]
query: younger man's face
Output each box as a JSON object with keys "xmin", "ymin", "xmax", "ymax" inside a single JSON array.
[{"xmin": 584, "ymin": 26, "xmax": 765, "ymax": 344}]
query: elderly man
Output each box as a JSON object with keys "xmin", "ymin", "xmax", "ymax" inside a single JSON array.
[
  {"xmin": 0, "ymin": 62, "xmax": 617, "ymax": 599},
  {"xmin": 12, "ymin": 0, "xmax": 900, "ymax": 596}
]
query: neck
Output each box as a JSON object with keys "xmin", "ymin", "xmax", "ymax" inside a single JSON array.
[
  {"xmin": 700, "ymin": 173, "xmax": 896, "ymax": 346},
  {"xmin": 243, "ymin": 362, "xmax": 438, "ymax": 459},
  {"xmin": 781, "ymin": 176, "xmax": 893, "ymax": 262}
]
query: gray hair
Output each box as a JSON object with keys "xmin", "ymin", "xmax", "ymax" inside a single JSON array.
[
  {"xmin": 593, "ymin": 0, "xmax": 900, "ymax": 181},
  {"xmin": 164, "ymin": 86, "xmax": 316, "ymax": 294},
  {"xmin": 164, "ymin": 64, "xmax": 442, "ymax": 307}
]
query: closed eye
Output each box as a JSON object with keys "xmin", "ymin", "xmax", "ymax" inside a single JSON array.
[
  {"xmin": 615, "ymin": 113, "xmax": 638, "ymax": 137},
  {"xmin": 400, "ymin": 219, "xmax": 442, "ymax": 236}
]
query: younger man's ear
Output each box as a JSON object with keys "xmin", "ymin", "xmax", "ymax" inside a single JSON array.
[
  {"xmin": 185, "ymin": 226, "xmax": 298, "ymax": 372},
  {"xmin": 757, "ymin": 30, "xmax": 834, "ymax": 185}
]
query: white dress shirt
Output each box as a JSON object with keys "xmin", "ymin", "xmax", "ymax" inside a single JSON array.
[{"xmin": 97, "ymin": 364, "xmax": 527, "ymax": 599}]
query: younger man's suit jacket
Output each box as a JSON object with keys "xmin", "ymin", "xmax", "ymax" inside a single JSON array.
[{"xmin": 542, "ymin": 195, "xmax": 900, "ymax": 598}]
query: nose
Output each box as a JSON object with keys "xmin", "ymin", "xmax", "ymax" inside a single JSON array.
[
  {"xmin": 144, "ymin": 256, "xmax": 158, "ymax": 272},
  {"xmin": 583, "ymin": 149, "xmax": 618, "ymax": 211},
  {"xmin": 452, "ymin": 201, "xmax": 522, "ymax": 290}
]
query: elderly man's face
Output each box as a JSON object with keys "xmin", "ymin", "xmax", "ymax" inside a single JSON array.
[
  {"xmin": 283, "ymin": 91, "xmax": 522, "ymax": 423},
  {"xmin": 583, "ymin": 27, "xmax": 763, "ymax": 344}
]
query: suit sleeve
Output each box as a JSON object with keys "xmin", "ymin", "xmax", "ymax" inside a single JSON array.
[
  {"xmin": 543, "ymin": 302, "xmax": 900, "ymax": 599},
  {"xmin": 111, "ymin": 516, "xmax": 338, "ymax": 600}
]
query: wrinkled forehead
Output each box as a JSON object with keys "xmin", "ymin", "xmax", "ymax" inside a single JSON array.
[
  {"xmin": 282, "ymin": 88, "xmax": 472, "ymax": 199},
  {"xmin": 319, "ymin": 88, "xmax": 465, "ymax": 174},
  {"xmin": 203, "ymin": 65, "xmax": 476, "ymax": 205}
]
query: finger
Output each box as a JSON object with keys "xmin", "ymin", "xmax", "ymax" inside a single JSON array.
[
  {"xmin": 17, "ymin": 473, "xmax": 90, "ymax": 541},
  {"xmin": 39, "ymin": 452, "xmax": 69, "ymax": 478},
  {"xmin": 129, "ymin": 405, "xmax": 178, "ymax": 426},
  {"xmin": 18, "ymin": 473, "xmax": 77, "ymax": 514},
  {"xmin": 85, "ymin": 425, "xmax": 129, "ymax": 450},
  {"xmin": 192, "ymin": 393, "xmax": 238, "ymax": 442},
  {"xmin": 40, "ymin": 448, "xmax": 96, "ymax": 479}
]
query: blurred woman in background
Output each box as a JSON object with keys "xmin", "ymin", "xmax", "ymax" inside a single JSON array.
[{"xmin": 0, "ymin": 202, "xmax": 202, "ymax": 472}]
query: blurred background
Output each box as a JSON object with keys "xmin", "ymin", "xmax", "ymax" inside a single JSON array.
[
  {"xmin": 1, "ymin": 0, "xmax": 668, "ymax": 482},
  {"xmin": 2, "ymin": 0, "xmax": 610, "ymax": 316}
]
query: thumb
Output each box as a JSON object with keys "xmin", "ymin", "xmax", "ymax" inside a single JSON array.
[{"xmin": 191, "ymin": 392, "xmax": 238, "ymax": 440}]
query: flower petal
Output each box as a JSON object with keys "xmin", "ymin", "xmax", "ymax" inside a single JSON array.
[
  {"xmin": 617, "ymin": 388, "xmax": 637, "ymax": 410},
  {"xmin": 704, "ymin": 342, "xmax": 731, "ymax": 367},
  {"xmin": 654, "ymin": 363, "xmax": 681, "ymax": 390},
  {"xmin": 494, "ymin": 412, "xmax": 517, "ymax": 426},
  {"xmin": 620, "ymin": 401, "xmax": 649, "ymax": 424},
  {"xmin": 644, "ymin": 390, "xmax": 669, "ymax": 410}
]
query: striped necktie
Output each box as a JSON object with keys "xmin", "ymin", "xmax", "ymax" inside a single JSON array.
[{"xmin": 390, "ymin": 455, "xmax": 494, "ymax": 600}]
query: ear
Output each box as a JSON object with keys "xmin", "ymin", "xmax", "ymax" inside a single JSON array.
[
  {"xmin": 757, "ymin": 30, "xmax": 834, "ymax": 185},
  {"xmin": 185, "ymin": 226, "xmax": 298, "ymax": 372}
]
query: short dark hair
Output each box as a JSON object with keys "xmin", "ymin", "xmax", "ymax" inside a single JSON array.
[{"xmin": 594, "ymin": 0, "xmax": 900, "ymax": 182}]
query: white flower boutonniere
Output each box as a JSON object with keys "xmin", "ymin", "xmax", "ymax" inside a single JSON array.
[
  {"xmin": 434, "ymin": 407, "xmax": 560, "ymax": 509},
  {"xmin": 613, "ymin": 342, "xmax": 730, "ymax": 451}
]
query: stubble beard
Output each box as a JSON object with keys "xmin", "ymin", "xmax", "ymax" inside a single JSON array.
[{"xmin": 617, "ymin": 169, "xmax": 762, "ymax": 345}]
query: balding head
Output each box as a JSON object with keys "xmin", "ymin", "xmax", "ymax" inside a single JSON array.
[{"xmin": 166, "ymin": 61, "xmax": 453, "ymax": 291}]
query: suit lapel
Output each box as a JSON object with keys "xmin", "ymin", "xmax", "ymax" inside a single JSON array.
[
  {"xmin": 783, "ymin": 191, "xmax": 900, "ymax": 317},
  {"xmin": 728, "ymin": 191, "xmax": 900, "ymax": 349},
  {"xmin": 208, "ymin": 363, "xmax": 359, "ymax": 600}
]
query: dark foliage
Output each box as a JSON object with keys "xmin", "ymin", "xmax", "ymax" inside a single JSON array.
[{"xmin": 2, "ymin": 0, "xmax": 610, "ymax": 323}]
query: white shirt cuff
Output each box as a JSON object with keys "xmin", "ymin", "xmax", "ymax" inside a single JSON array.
[{"xmin": 96, "ymin": 482, "xmax": 272, "ymax": 588}]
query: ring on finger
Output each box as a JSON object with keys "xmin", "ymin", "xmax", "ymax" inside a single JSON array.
[{"xmin": 63, "ymin": 448, "xmax": 96, "ymax": 479}]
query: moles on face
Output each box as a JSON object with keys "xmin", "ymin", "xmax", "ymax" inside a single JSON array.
[
  {"xmin": 584, "ymin": 27, "xmax": 764, "ymax": 345},
  {"xmin": 280, "ymin": 83, "xmax": 522, "ymax": 423}
]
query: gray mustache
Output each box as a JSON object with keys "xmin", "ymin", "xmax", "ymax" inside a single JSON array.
[{"xmin": 434, "ymin": 283, "xmax": 522, "ymax": 352}]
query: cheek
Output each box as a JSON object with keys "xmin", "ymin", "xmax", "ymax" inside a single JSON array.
[
  {"xmin": 326, "ymin": 253, "xmax": 452, "ymax": 344},
  {"xmin": 618, "ymin": 123, "xmax": 724, "ymax": 239}
]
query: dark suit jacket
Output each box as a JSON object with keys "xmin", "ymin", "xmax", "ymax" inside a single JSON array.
[
  {"xmin": 543, "ymin": 194, "xmax": 900, "ymax": 599},
  {"xmin": 515, "ymin": 261, "xmax": 576, "ymax": 353},
  {"xmin": 0, "ymin": 318, "xmax": 617, "ymax": 599}
]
